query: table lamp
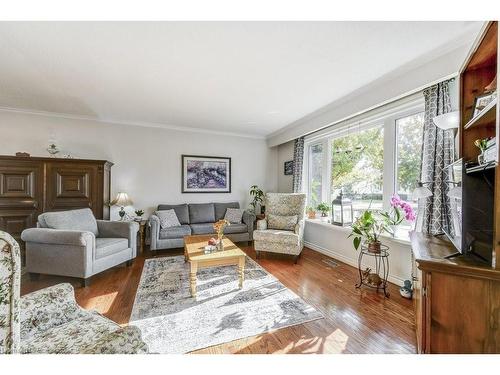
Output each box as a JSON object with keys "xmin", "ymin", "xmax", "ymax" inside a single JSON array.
[{"xmin": 111, "ymin": 192, "xmax": 133, "ymax": 220}]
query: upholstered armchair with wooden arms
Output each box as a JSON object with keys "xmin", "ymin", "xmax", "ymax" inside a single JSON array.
[
  {"xmin": 0, "ymin": 230, "xmax": 148, "ymax": 354},
  {"xmin": 253, "ymin": 193, "xmax": 307, "ymax": 263}
]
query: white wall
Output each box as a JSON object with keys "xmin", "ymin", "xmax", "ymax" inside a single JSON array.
[
  {"xmin": 277, "ymin": 140, "xmax": 294, "ymax": 193},
  {"xmin": 0, "ymin": 110, "xmax": 278, "ymax": 219},
  {"xmin": 304, "ymin": 220, "xmax": 412, "ymax": 284}
]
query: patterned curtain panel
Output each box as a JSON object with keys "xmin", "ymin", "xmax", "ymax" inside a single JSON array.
[
  {"xmin": 417, "ymin": 79, "xmax": 455, "ymax": 234},
  {"xmin": 292, "ymin": 137, "xmax": 305, "ymax": 193}
]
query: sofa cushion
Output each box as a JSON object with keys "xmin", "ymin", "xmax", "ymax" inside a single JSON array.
[
  {"xmin": 155, "ymin": 209, "xmax": 181, "ymax": 229},
  {"xmin": 189, "ymin": 203, "xmax": 215, "ymax": 224},
  {"xmin": 190, "ymin": 223, "xmax": 215, "ymax": 235},
  {"xmin": 224, "ymin": 208, "xmax": 244, "ymax": 224},
  {"xmin": 267, "ymin": 214, "xmax": 298, "ymax": 231},
  {"xmin": 253, "ymin": 229, "xmax": 299, "ymax": 245},
  {"xmin": 40, "ymin": 208, "xmax": 99, "ymax": 236},
  {"xmin": 157, "ymin": 204, "xmax": 189, "ymax": 224},
  {"xmin": 214, "ymin": 202, "xmax": 240, "ymax": 221},
  {"xmin": 223, "ymin": 223, "xmax": 248, "ymax": 234},
  {"xmin": 159, "ymin": 224, "xmax": 192, "ymax": 239},
  {"xmin": 95, "ymin": 238, "xmax": 129, "ymax": 259}
]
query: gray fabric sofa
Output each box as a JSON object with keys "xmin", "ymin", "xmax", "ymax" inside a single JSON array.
[
  {"xmin": 21, "ymin": 208, "xmax": 139, "ymax": 287},
  {"xmin": 149, "ymin": 202, "xmax": 255, "ymax": 250}
]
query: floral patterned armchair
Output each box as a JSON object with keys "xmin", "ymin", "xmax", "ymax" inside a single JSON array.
[
  {"xmin": 253, "ymin": 193, "xmax": 307, "ymax": 263},
  {"xmin": 0, "ymin": 231, "xmax": 148, "ymax": 354}
]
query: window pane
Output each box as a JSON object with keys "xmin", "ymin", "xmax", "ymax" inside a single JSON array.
[
  {"xmin": 331, "ymin": 126, "xmax": 384, "ymax": 219},
  {"xmin": 308, "ymin": 143, "xmax": 323, "ymax": 207},
  {"xmin": 396, "ymin": 112, "xmax": 424, "ymax": 229}
]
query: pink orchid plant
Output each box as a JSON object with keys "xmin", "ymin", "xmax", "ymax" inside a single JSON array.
[{"xmin": 380, "ymin": 194, "xmax": 416, "ymax": 228}]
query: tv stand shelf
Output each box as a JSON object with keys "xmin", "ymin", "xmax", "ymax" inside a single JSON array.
[{"xmin": 410, "ymin": 232, "xmax": 500, "ymax": 353}]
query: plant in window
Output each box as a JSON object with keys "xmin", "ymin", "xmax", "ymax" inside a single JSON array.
[
  {"xmin": 249, "ymin": 185, "xmax": 264, "ymax": 213},
  {"xmin": 306, "ymin": 206, "xmax": 317, "ymax": 219},
  {"xmin": 348, "ymin": 210, "xmax": 389, "ymax": 253},
  {"xmin": 316, "ymin": 202, "xmax": 330, "ymax": 217}
]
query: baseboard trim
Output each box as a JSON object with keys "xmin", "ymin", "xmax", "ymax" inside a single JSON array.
[{"xmin": 304, "ymin": 241, "xmax": 405, "ymax": 286}]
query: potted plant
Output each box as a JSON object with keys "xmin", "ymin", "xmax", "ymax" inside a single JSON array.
[
  {"xmin": 316, "ymin": 202, "xmax": 330, "ymax": 217},
  {"xmin": 348, "ymin": 210, "xmax": 389, "ymax": 253},
  {"xmin": 474, "ymin": 138, "xmax": 490, "ymax": 164},
  {"xmin": 306, "ymin": 206, "xmax": 317, "ymax": 219},
  {"xmin": 249, "ymin": 185, "xmax": 265, "ymax": 214},
  {"xmin": 380, "ymin": 195, "xmax": 416, "ymax": 236}
]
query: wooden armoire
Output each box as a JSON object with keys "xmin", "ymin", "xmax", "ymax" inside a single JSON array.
[
  {"xmin": 411, "ymin": 21, "xmax": 500, "ymax": 354},
  {"xmin": 0, "ymin": 155, "xmax": 113, "ymax": 257}
]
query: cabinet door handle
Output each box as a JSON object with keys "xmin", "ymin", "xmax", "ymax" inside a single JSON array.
[
  {"xmin": 422, "ymin": 287, "xmax": 427, "ymax": 297},
  {"xmin": 412, "ymin": 276, "xmax": 418, "ymax": 282}
]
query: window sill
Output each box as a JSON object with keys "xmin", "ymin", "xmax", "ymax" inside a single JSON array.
[{"xmin": 305, "ymin": 218, "xmax": 411, "ymax": 245}]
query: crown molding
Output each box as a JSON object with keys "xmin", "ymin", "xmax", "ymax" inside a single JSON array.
[{"xmin": 0, "ymin": 106, "xmax": 266, "ymax": 140}]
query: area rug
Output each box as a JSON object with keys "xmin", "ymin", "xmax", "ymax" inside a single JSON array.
[{"xmin": 129, "ymin": 255, "xmax": 322, "ymax": 353}]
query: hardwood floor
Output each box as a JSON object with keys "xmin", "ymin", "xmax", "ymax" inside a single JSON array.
[{"xmin": 21, "ymin": 245, "xmax": 417, "ymax": 354}]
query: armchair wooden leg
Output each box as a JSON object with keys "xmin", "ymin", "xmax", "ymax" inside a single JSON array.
[
  {"xmin": 294, "ymin": 255, "xmax": 299, "ymax": 264},
  {"xmin": 256, "ymin": 250, "xmax": 260, "ymax": 259},
  {"xmin": 29, "ymin": 272, "xmax": 40, "ymax": 281},
  {"xmin": 81, "ymin": 278, "xmax": 90, "ymax": 288},
  {"xmin": 126, "ymin": 259, "xmax": 133, "ymax": 267}
]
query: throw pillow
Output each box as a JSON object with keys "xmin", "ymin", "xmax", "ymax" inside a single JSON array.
[
  {"xmin": 267, "ymin": 214, "xmax": 298, "ymax": 231},
  {"xmin": 224, "ymin": 208, "xmax": 244, "ymax": 224},
  {"xmin": 155, "ymin": 209, "xmax": 181, "ymax": 228}
]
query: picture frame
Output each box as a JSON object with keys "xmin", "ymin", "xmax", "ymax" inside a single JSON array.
[
  {"xmin": 472, "ymin": 91, "xmax": 497, "ymax": 118},
  {"xmin": 181, "ymin": 155, "xmax": 231, "ymax": 193},
  {"xmin": 284, "ymin": 160, "xmax": 294, "ymax": 175}
]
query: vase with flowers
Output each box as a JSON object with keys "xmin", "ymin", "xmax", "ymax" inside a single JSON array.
[
  {"xmin": 474, "ymin": 138, "xmax": 490, "ymax": 165},
  {"xmin": 213, "ymin": 219, "xmax": 230, "ymax": 251}
]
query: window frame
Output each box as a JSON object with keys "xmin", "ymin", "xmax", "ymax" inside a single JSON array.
[{"xmin": 302, "ymin": 96, "xmax": 425, "ymax": 216}]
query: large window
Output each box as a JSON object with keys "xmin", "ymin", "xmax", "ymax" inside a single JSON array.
[
  {"xmin": 396, "ymin": 112, "xmax": 425, "ymax": 228},
  {"xmin": 308, "ymin": 143, "xmax": 323, "ymax": 208},
  {"xmin": 303, "ymin": 97, "xmax": 425, "ymax": 237},
  {"xmin": 331, "ymin": 125, "xmax": 384, "ymax": 219}
]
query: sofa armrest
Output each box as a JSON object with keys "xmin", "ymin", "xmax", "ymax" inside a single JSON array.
[
  {"xmin": 256, "ymin": 219, "xmax": 267, "ymax": 230},
  {"xmin": 242, "ymin": 210, "xmax": 256, "ymax": 239},
  {"xmin": 20, "ymin": 283, "xmax": 81, "ymax": 339},
  {"xmin": 148, "ymin": 215, "xmax": 160, "ymax": 250},
  {"xmin": 21, "ymin": 228, "xmax": 94, "ymax": 247},
  {"xmin": 97, "ymin": 220, "xmax": 138, "ymax": 240},
  {"xmin": 81, "ymin": 325, "xmax": 149, "ymax": 354},
  {"xmin": 294, "ymin": 219, "xmax": 305, "ymax": 238}
]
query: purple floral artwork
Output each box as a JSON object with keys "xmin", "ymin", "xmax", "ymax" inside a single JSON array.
[{"xmin": 182, "ymin": 156, "xmax": 231, "ymax": 193}]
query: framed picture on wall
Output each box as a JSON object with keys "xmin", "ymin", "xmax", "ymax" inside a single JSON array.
[
  {"xmin": 181, "ymin": 155, "xmax": 231, "ymax": 193},
  {"xmin": 284, "ymin": 160, "xmax": 294, "ymax": 175}
]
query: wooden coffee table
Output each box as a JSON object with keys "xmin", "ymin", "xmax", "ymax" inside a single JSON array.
[{"xmin": 184, "ymin": 235, "xmax": 246, "ymax": 298}]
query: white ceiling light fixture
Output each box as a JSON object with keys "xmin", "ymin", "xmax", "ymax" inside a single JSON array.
[{"xmin": 433, "ymin": 111, "xmax": 459, "ymax": 130}]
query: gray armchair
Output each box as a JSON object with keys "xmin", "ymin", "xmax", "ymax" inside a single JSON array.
[
  {"xmin": 21, "ymin": 208, "xmax": 139, "ymax": 287},
  {"xmin": 253, "ymin": 193, "xmax": 307, "ymax": 263}
]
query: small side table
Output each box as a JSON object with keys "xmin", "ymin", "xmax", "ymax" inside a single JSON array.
[
  {"xmin": 355, "ymin": 244, "xmax": 390, "ymax": 297},
  {"xmin": 134, "ymin": 219, "xmax": 147, "ymax": 254}
]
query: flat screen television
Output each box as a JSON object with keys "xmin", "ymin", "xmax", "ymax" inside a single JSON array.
[{"xmin": 443, "ymin": 159, "xmax": 462, "ymax": 253}]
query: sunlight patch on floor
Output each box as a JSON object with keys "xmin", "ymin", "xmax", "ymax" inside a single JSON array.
[{"xmin": 80, "ymin": 291, "xmax": 118, "ymax": 314}]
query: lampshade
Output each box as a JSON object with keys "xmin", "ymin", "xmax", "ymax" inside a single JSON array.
[
  {"xmin": 111, "ymin": 192, "xmax": 133, "ymax": 207},
  {"xmin": 412, "ymin": 183, "xmax": 433, "ymax": 199},
  {"xmin": 433, "ymin": 111, "xmax": 459, "ymax": 130}
]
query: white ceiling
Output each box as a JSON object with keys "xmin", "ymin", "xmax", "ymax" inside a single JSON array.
[{"xmin": 0, "ymin": 21, "xmax": 483, "ymax": 138}]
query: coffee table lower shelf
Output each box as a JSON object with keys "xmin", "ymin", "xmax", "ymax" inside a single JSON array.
[{"xmin": 184, "ymin": 235, "xmax": 246, "ymax": 298}]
